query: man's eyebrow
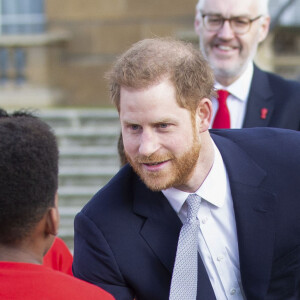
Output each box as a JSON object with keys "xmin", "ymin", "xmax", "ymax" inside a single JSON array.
[
  {"xmin": 152, "ymin": 117, "xmax": 180, "ymax": 125},
  {"xmin": 200, "ymin": 11, "xmax": 222, "ymax": 15},
  {"xmin": 154, "ymin": 118, "xmax": 174, "ymax": 123},
  {"xmin": 122, "ymin": 118, "xmax": 176, "ymax": 126},
  {"xmin": 122, "ymin": 119, "xmax": 139, "ymax": 125},
  {"xmin": 200, "ymin": 11, "xmax": 251, "ymax": 18}
]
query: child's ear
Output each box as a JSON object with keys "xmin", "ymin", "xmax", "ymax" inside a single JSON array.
[{"xmin": 45, "ymin": 193, "xmax": 59, "ymax": 236}]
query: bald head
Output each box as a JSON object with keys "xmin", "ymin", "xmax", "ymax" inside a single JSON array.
[{"xmin": 196, "ymin": 0, "xmax": 269, "ymax": 15}]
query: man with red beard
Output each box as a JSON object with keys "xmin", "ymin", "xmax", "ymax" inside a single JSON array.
[
  {"xmin": 73, "ymin": 38, "xmax": 300, "ymax": 300},
  {"xmin": 195, "ymin": 0, "xmax": 300, "ymax": 130}
]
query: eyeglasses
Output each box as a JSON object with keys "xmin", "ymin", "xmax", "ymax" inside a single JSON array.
[{"xmin": 201, "ymin": 14, "xmax": 262, "ymax": 35}]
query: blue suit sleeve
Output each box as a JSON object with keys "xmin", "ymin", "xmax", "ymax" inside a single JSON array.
[{"xmin": 73, "ymin": 211, "xmax": 135, "ymax": 300}]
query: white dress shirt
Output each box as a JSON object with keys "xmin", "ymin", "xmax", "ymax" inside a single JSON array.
[
  {"xmin": 162, "ymin": 142, "xmax": 245, "ymax": 299},
  {"xmin": 211, "ymin": 62, "xmax": 254, "ymax": 129}
]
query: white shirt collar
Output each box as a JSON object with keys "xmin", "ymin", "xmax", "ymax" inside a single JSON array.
[
  {"xmin": 162, "ymin": 141, "xmax": 228, "ymax": 213},
  {"xmin": 214, "ymin": 62, "xmax": 254, "ymax": 102}
]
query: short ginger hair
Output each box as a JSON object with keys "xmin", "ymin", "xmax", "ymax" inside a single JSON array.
[{"xmin": 106, "ymin": 37, "xmax": 215, "ymax": 112}]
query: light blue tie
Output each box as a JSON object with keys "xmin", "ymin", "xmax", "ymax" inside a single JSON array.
[{"xmin": 169, "ymin": 193, "xmax": 202, "ymax": 300}]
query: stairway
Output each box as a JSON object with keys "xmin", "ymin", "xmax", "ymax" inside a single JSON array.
[{"xmin": 37, "ymin": 108, "xmax": 121, "ymax": 250}]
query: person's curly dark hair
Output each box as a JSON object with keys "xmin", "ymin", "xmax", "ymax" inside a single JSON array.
[{"xmin": 0, "ymin": 109, "xmax": 59, "ymax": 244}]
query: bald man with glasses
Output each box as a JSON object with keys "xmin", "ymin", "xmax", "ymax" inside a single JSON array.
[{"xmin": 195, "ymin": 0, "xmax": 300, "ymax": 131}]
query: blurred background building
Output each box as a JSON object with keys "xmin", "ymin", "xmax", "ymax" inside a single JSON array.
[
  {"xmin": 1, "ymin": 0, "xmax": 299, "ymax": 108},
  {"xmin": 0, "ymin": 0, "xmax": 299, "ymax": 249}
]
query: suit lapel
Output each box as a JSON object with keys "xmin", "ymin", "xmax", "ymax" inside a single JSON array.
[
  {"xmin": 132, "ymin": 175, "xmax": 216, "ymax": 299},
  {"xmin": 243, "ymin": 66, "xmax": 275, "ymax": 128},
  {"xmin": 133, "ymin": 177, "xmax": 181, "ymax": 273},
  {"xmin": 213, "ymin": 134, "xmax": 277, "ymax": 299}
]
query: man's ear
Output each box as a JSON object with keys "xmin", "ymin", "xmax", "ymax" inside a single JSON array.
[
  {"xmin": 196, "ymin": 98, "xmax": 212, "ymax": 133},
  {"xmin": 194, "ymin": 10, "xmax": 202, "ymax": 35},
  {"xmin": 258, "ymin": 15, "xmax": 270, "ymax": 43},
  {"xmin": 45, "ymin": 193, "xmax": 59, "ymax": 237}
]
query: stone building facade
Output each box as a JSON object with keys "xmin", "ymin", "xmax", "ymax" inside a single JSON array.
[
  {"xmin": 46, "ymin": 0, "xmax": 197, "ymax": 106},
  {"xmin": 1, "ymin": 0, "xmax": 299, "ymax": 108}
]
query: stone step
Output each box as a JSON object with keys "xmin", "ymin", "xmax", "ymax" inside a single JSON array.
[
  {"xmin": 54, "ymin": 126, "xmax": 120, "ymax": 137},
  {"xmin": 58, "ymin": 186, "xmax": 99, "ymax": 198},
  {"xmin": 59, "ymin": 137, "xmax": 118, "ymax": 148},
  {"xmin": 58, "ymin": 185, "xmax": 100, "ymax": 207},
  {"xmin": 59, "ymin": 165, "xmax": 118, "ymax": 187},
  {"xmin": 59, "ymin": 165, "xmax": 118, "ymax": 176},
  {"xmin": 36, "ymin": 108, "xmax": 121, "ymax": 249},
  {"xmin": 59, "ymin": 145, "xmax": 118, "ymax": 156},
  {"xmin": 59, "ymin": 175, "xmax": 113, "ymax": 188},
  {"xmin": 55, "ymin": 128, "xmax": 119, "ymax": 148},
  {"xmin": 37, "ymin": 108, "xmax": 119, "ymax": 120},
  {"xmin": 60, "ymin": 158, "xmax": 118, "ymax": 169},
  {"xmin": 37, "ymin": 109, "xmax": 119, "ymax": 130},
  {"xmin": 59, "ymin": 147, "xmax": 119, "ymax": 167},
  {"xmin": 60, "ymin": 153, "xmax": 119, "ymax": 168}
]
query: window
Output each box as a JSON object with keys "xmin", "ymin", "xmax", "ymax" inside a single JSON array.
[
  {"xmin": 0, "ymin": 0, "xmax": 45, "ymax": 35},
  {"xmin": 0, "ymin": 0, "xmax": 45, "ymax": 84}
]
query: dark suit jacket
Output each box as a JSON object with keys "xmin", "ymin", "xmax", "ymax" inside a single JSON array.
[
  {"xmin": 243, "ymin": 66, "xmax": 300, "ymax": 130},
  {"xmin": 73, "ymin": 128, "xmax": 300, "ymax": 300}
]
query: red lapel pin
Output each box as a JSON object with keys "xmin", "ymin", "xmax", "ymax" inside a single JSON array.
[{"xmin": 260, "ymin": 108, "xmax": 268, "ymax": 120}]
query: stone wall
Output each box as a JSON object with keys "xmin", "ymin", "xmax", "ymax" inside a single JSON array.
[{"xmin": 45, "ymin": 0, "xmax": 197, "ymax": 106}]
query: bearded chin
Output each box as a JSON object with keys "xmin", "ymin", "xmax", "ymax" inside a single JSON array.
[{"xmin": 125, "ymin": 137, "xmax": 201, "ymax": 192}]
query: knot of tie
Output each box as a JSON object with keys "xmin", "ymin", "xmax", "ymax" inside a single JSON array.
[
  {"xmin": 186, "ymin": 194, "xmax": 201, "ymax": 223},
  {"xmin": 217, "ymin": 89, "xmax": 229, "ymax": 105}
]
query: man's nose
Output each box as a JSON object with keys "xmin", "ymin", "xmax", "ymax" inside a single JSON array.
[
  {"xmin": 217, "ymin": 20, "xmax": 235, "ymax": 39},
  {"xmin": 139, "ymin": 130, "xmax": 159, "ymax": 157}
]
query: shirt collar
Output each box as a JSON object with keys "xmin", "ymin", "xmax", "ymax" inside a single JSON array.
[
  {"xmin": 214, "ymin": 61, "xmax": 254, "ymax": 102},
  {"xmin": 162, "ymin": 141, "xmax": 228, "ymax": 213}
]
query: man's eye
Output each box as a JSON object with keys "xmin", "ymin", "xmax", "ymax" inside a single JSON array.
[
  {"xmin": 234, "ymin": 18, "xmax": 249, "ymax": 26},
  {"xmin": 208, "ymin": 17, "xmax": 222, "ymax": 24},
  {"xmin": 157, "ymin": 123, "xmax": 170, "ymax": 129},
  {"xmin": 130, "ymin": 124, "xmax": 140, "ymax": 130}
]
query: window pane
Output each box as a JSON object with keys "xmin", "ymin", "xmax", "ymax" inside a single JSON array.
[{"xmin": 1, "ymin": 0, "xmax": 45, "ymax": 34}]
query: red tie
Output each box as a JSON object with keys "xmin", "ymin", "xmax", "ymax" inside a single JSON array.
[{"xmin": 212, "ymin": 90, "xmax": 230, "ymax": 129}]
